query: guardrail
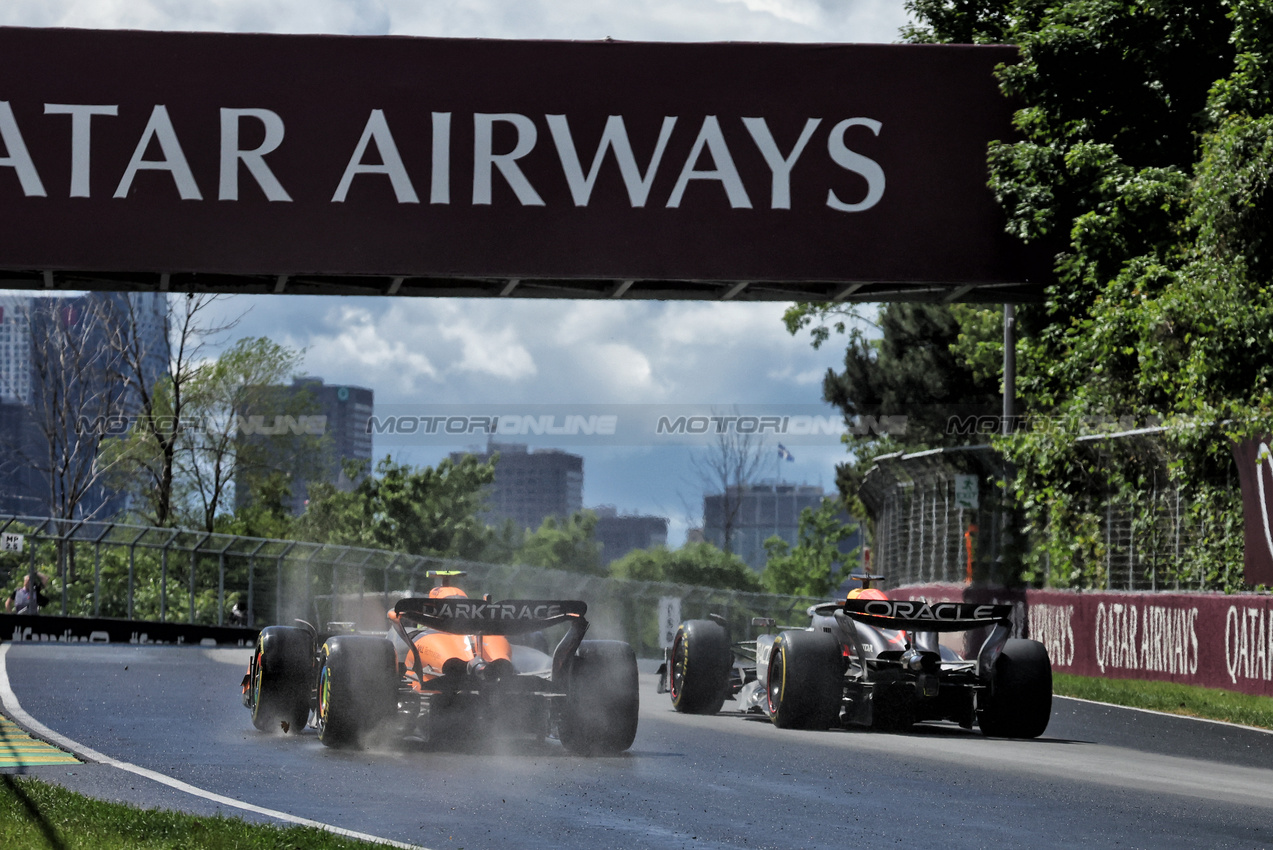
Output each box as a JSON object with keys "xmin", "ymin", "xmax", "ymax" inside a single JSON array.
[{"xmin": 0, "ymin": 515, "xmax": 823, "ymax": 657}]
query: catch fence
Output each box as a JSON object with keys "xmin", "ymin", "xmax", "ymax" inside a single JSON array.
[
  {"xmin": 0, "ymin": 515, "xmax": 821, "ymax": 657},
  {"xmin": 858, "ymin": 432, "xmax": 1240, "ymax": 592},
  {"xmin": 859, "ymin": 446, "xmax": 1008, "ymax": 587}
]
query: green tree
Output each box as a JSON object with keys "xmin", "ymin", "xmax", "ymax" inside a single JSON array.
[
  {"xmin": 893, "ymin": 0, "xmax": 1273, "ymax": 590},
  {"xmin": 102, "ymin": 294, "xmax": 255, "ymax": 528},
  {"xmin": 215, "ymin": 471, "xmax": 295, "ymax": 540},
  {"xmin": 181, "ymin": 336, "xmax": 307, "ymax": 532},
  {"xmin": 293, "ymin": 455, "xmax": 496, "ymax": 559},
  {"xmin": 609, "ymin": 542, "xmax": 763, "ymax": 592},
  {"xmin": 516, "ymin": 511, "xmax": 605, "ymax": 575},
  {"xmin": 761, "ymin": 499, "xmax": 859, "ymax": 597},
  {"xmin": 821, "ymin": 302, "xmax": 1002, "ymax": 449}
]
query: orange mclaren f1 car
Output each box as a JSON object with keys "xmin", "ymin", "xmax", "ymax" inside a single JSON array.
[{"xmin": 242, "ymin": 572, "xmax": 639, "ymax": 754}]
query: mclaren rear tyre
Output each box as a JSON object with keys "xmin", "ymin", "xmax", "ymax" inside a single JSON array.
[
  {"xmin": 316, "ymin": 635, "xmax": 398, "ymax": 749},
  {"xmin": 560, "ymin": 640, "xmax": 640, "ymax": 755},
  {"xmin": 250, "ymin": 626, "xmax": 312, "ymax": 734},
  {"xmin": 767, "ymin": 629, "xmax": 844, "ymax": 730},
  {"xmin": 978, "ymin": 638, "xmax": 1053, "ymax": 739},
  {"xmin": 669, "ymin": 619, "xmax": 732, "ymax": 715}
]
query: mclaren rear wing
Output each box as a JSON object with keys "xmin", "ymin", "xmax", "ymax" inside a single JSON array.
[
  {"xmin": 393, "ymin": 597, "xmax": 587, "ymax": 636},
  {"xmin": 391, "ymin": 597, "xmax": 590, "ymax": 684}
]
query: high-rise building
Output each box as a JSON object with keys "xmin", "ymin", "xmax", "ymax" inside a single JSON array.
[
  {"xmin": 592, "ymin": 505, "xmax": 669, "ymax": 565},
  {"xmin": 704, "ymin": 482, "xmax": 860, "ymax": 571},
  {"xmin": 452, "ymin": 442, "xmax": 583, "ymax": 531},
  {"xmin": 0, "ymin": 292, "xmax": 168, "ymax": 518},
  {"xmin": 0, "ymin": 296, "xmax": 32, "ymax": 404},
  {"xmin": 234, "ymin": 377, "xmax": 374, "ymax": 515}
]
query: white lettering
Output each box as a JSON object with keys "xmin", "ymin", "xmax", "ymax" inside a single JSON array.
[
  {"xmin": 1227, "ymin": 606, "xmax": 1240, "ymax": 684},
  {"xmin": 431, "ymin": 111, "xmax": 451, "ymax": 204},
  {"xmin": 44, "ymin": 103, "xmax": 117, "ymax": 197},
  {"xmin": 0, "ymin": 101, "xmax": 47, "ymax": 197},
  {"xmin": 826, "ymin": 117, "xmax": 884, "ymax": 213},
  {"xmin": 332, "ymin": 109, "xmax": 419, "ymax": 203},
  {"xmin": 667, "ymin": 116, "xmax": 752, "ymax": 209},
  {"xmin": 473, "ymin": 113, "xmax": 544, "ymax": 206},
  {"xmin": 742, "ymin": 117, "xmax": 820, "ymax": 209},
  {"xmin": 114, "ymin": 105, "xmax": 202, "ymax": 200},
  {"xmin": 219, "ymin": 108, "xmax": 291, "ymax": 201},
  {"xmin": 547, "ymin": 114, "xmax": 676, "ymax": 207}
]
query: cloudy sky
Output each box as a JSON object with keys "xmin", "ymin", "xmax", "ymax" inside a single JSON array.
[{"xmin": 2, "ymin": 1, "xmax": 913, "ymax": 543}]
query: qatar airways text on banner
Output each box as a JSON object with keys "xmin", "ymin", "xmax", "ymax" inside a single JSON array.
[
  {"xmin": 1028, "ymin": 590, "xmax": 1273, "ymax": 698},
  {"xmin": 0, "ymin": 27, "xmax": 1043, "ymax": 289}
]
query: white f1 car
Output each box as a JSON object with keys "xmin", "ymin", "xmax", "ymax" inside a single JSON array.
[{"xmin": 659, "ymin": 576, "xmax": 1051, "ymax": 737}]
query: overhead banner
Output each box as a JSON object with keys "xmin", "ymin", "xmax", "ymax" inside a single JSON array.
[{"xmin": 0, "ymin": 27, "xmax": 1042, "ymax": 291}]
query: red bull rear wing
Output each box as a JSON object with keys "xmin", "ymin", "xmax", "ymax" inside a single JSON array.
[{"xmin": 841, "ymin": 598, "xmax": 1012, "ymax": 632}]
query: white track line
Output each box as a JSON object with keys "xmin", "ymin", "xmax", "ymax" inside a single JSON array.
[{"xmin": 0, "ymin": 644, "xmax": 428, "ymax": 850}]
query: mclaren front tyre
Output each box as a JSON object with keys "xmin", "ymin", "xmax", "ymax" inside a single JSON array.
[
  {"xmin": 978, "ymin": 638, "xmax": 1052, "ymax": 739},
  {"xmin": 669, "ymin": 619, "xmax": 732, "ymax": 715},
  {"xmin": 767, "ymin": 629, "xmax": 844, "ymax": 730},
  {"xmin": 559, "ymin": 640, "xmax": 640, "ymax": 755},
  {"xmin": 316, "ymin": 635, "xmax": 398, "ymax": 749},
  {"xmin": 250, "ymin": 626, "xmax": 312, "ymax": 734}
]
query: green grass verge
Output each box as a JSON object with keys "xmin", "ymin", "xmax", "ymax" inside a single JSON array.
[
  {"xmin": 0, "ymin": 775, "xmax": 402, "ymax": 850},
  {"xmin": 1053, "ymin": 672, "xmax": 1273, "ymax": 730}
]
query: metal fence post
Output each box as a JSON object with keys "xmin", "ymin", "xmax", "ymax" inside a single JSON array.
[
  {"xmin": 218, "ymin": 551, "xmax": 225, "ymax": 626},
  {"xmin": 246, "ymin": 539, "xmax": 267, "ymax": 628},
  {"xmin": 190, "ymin": 545, "xmax": 197, "ymax": 623},
  {"xmin": 128, "ymin": 541, "xmax": 136, "ymax": 620},
  {"xmin": 93, "ymin": 541, "xmax": 102, "ymax": 618},
  {"xmin": 215, "ymin": 537, "xmax": 235, "ymax": 627}
]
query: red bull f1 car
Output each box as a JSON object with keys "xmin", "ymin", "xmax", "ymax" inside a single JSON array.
[
  {"xmin": 242, "ymin": 572, "xmax": 639, "ymax": 754},
  {"xmin": 658, "ymin": 575, "xmax": 1051, "ymax": 737}
]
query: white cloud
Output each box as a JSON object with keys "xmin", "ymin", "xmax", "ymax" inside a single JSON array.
[
  {"xmin": 589, "ymin": 342, "xmax": 660, "ymax": 396},
  {"xmin": 793, "ymin": 367, "xmax": 826, "ymax": 385},
  {"xmin": 300, "ymin": 303, "xmax": 441, "ymax": 392},
  {"xmin": 0, "ymin": 0, "xmax": 910, "ymax": 43},
  {"xmin": 713, "ymin": 0, "xmax": 819, "ymax": 28},
  {"xmin": 658, "ymin": 301, "xmax": 790, "ymax": 348},
  {"xmin": 440, "ymin": 320, "xmax": 537, "ymax": 381}
]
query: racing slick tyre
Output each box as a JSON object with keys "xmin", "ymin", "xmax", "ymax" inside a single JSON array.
[
  {"xmin": 316, "ymin": 635, "xmax": 398, "ymax": 749},
  {"xmin": 767, "ymin": 629, "xmax": 844, "ymax": 730},
  {"xmin": 669, "ymin": 619, "xmax": 732, "ymax": 715},
  {"xmin": 978, "ymin": 638, "xmax": 1052, "ymax": 739},
  {"xmin": 250, "ymin": 626, "xmax": 312, "ymax": 734},
  {"xmin": 559, "ymin": 640, "xmax": 640, "ymax": 755}
]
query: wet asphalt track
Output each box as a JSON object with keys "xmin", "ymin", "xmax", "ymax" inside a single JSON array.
[{"xmin": 4, "ymin": 642, "xmax": 1273, "ymax": 849}]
